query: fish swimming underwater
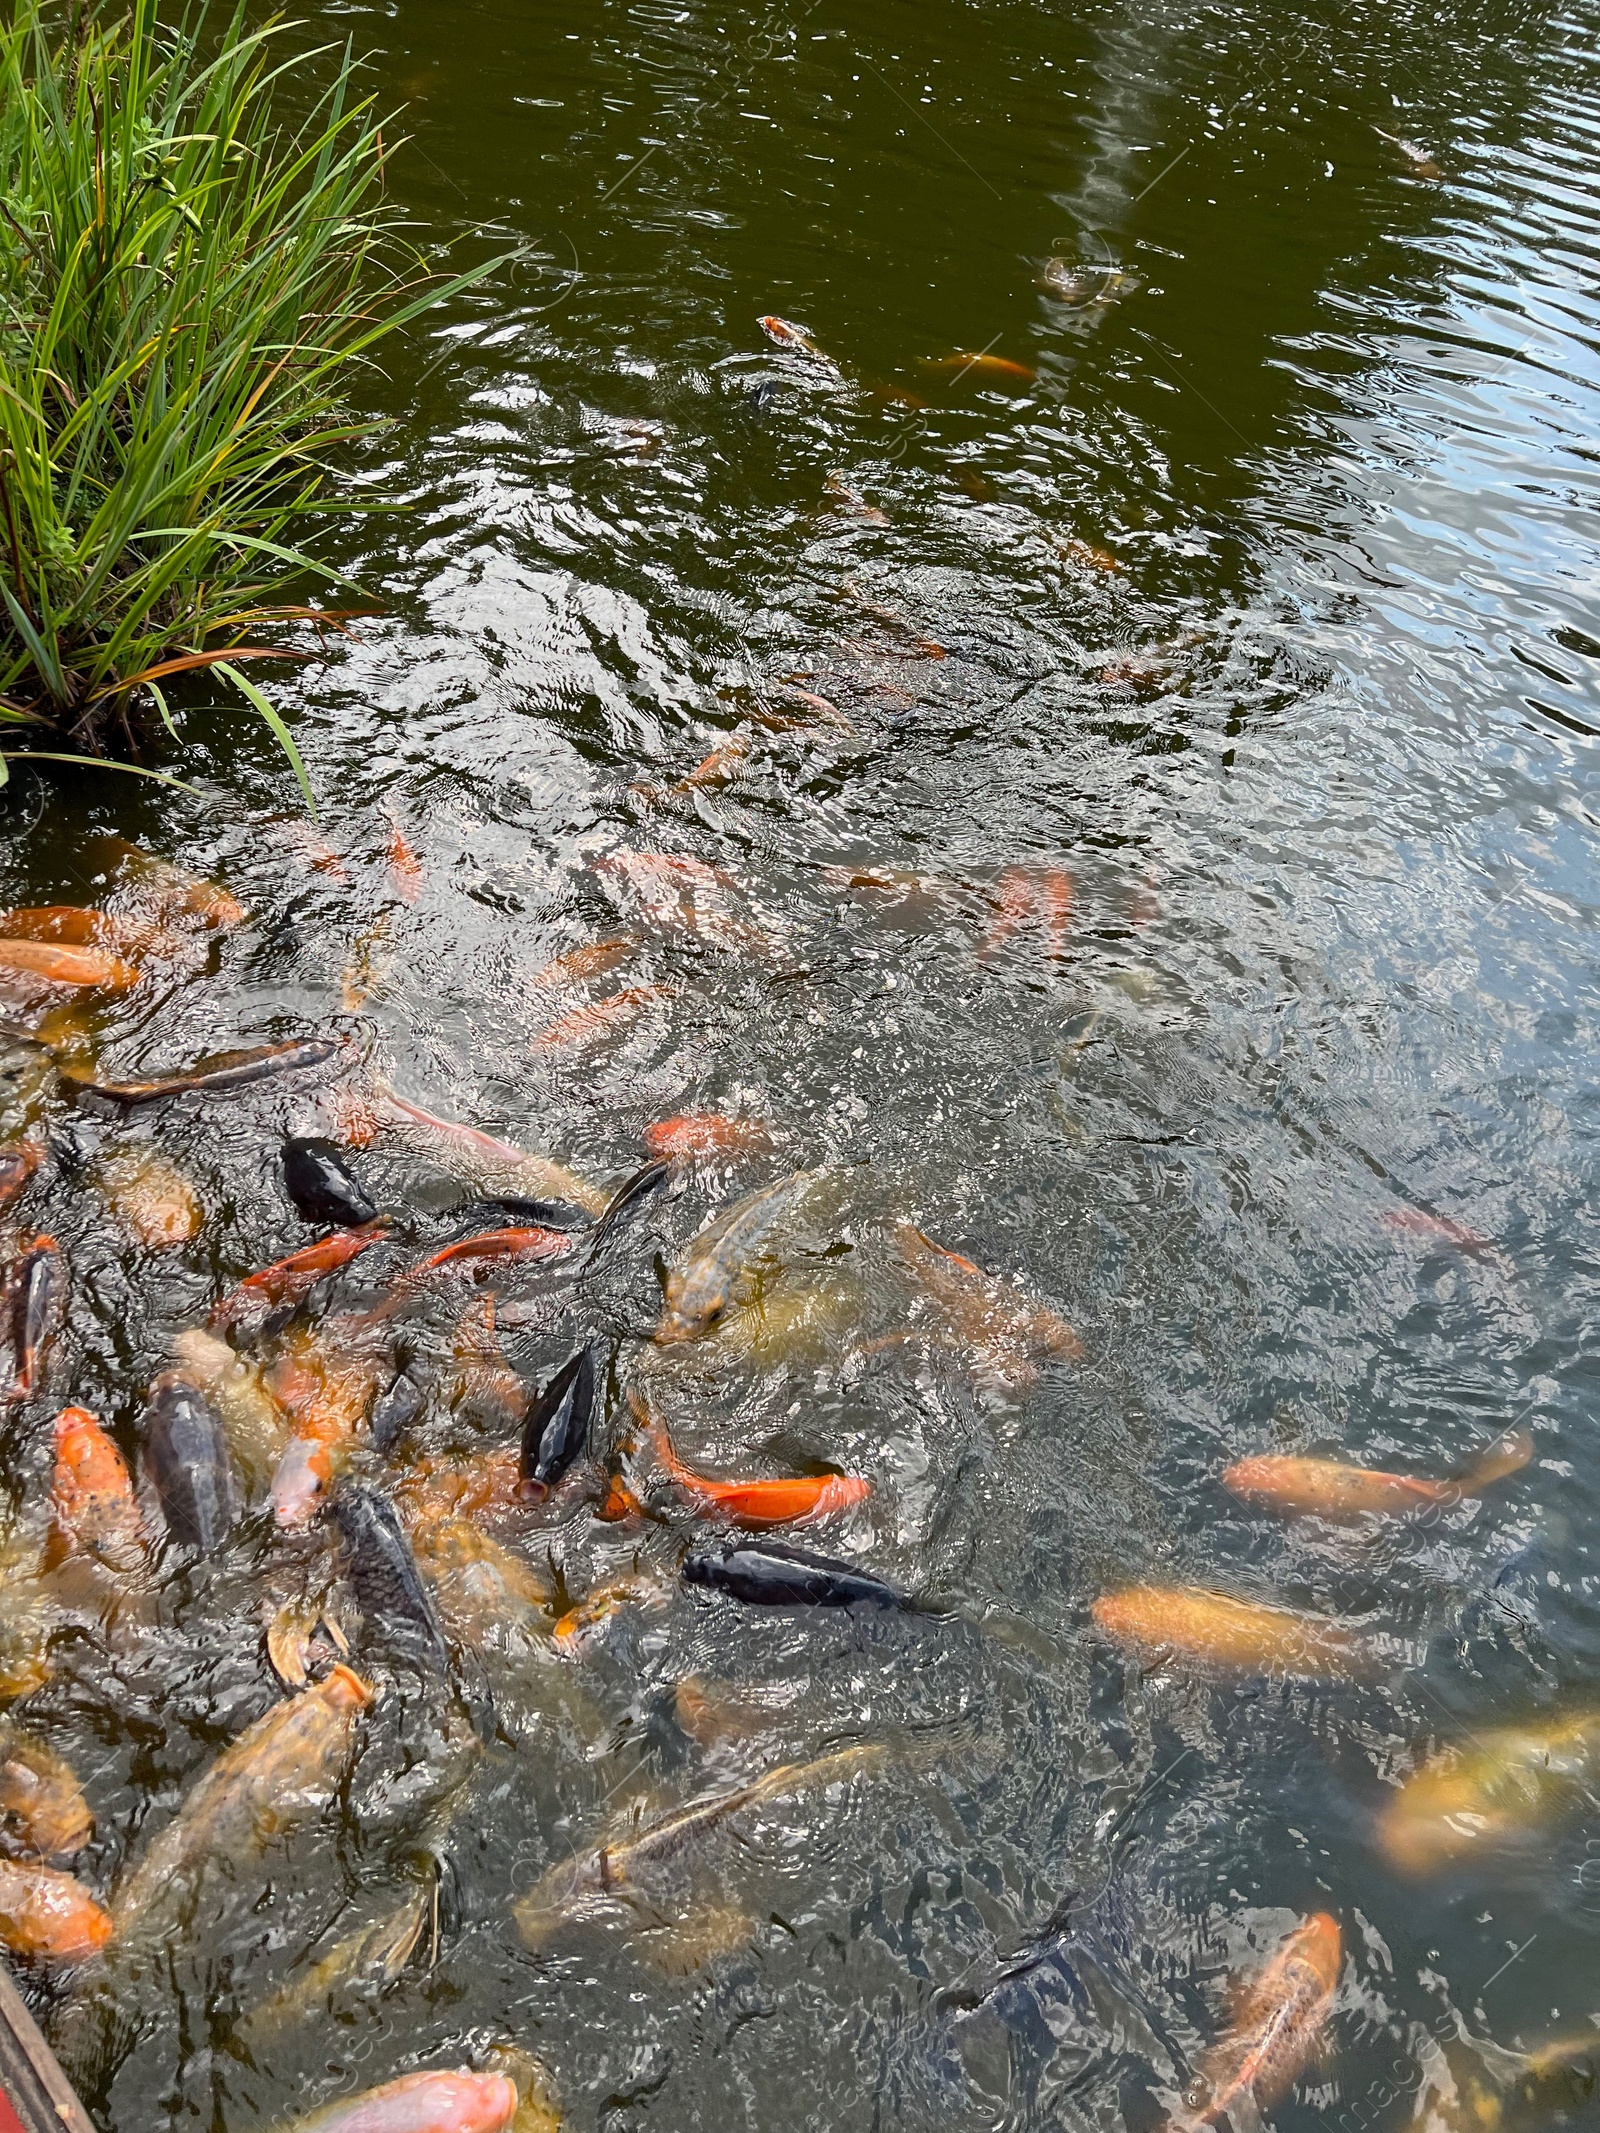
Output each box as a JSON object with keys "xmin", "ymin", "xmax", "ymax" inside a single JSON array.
[
  {"xmin": 1224, "ymin": 1429, "xmax": 1532, "ymax": 1522},
  {"xmin": 1378, "ymin": 1710, "xmax": 1600, "ymax": 1874},
  {"xmin": 657, "ymin": 1170, "xmax": 824, "ymax": 1343},
  {"xmin": 136, "ymin": 1375, "xmax": 239, "ymax": 1552},
  {"xmin": 64, "ymin": 1036, "xmax": 342, "ymax": 1104},
  {"xmin": 684, "ymin": 1539, "xmax": 911, "ymax": 1609},
  {"xmin": 283, "ymin": 2068, "xmax": 520, "ymax": 2133},
  {"xmin": 282, "ymin": 1136, "xmax": 380, "ymax": 1228},
  {"xmin": 49, "ymin": 1407, "xmax": 145, "ymax": 1574},
  {"xmin": 1092, "ymin": 1586, "xmax": 1382, "ymax": 1680},
  {"xmin": 1176, "ymin": 1913, "xmax": 1341, "ymax": 2130}
]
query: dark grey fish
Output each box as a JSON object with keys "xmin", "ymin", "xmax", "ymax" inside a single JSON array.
[
  {"xmin": 583, "ymin": 1157, "xmax": 673, "ymax": 1260},
  {"xmin": 682, "ymin": 1539, "xmax": 912, "ymax": 1609},
  {"xmin": 137, "ymin": 1375, "xmax": 239, "ymax": 1550},
  {"xmin": 333, "ymin": 1485, "xmax": 452, "ymax": 1672},
  {"xmin": 64, "ymin": 1037, "xmax": 342, "ymax": 1105},
  {"xmin": 444, "ymin": 1196, "xmax": 592, "ymax": 1234},
  {"xmin": 5, "ymin": 1233, "xmax": 64, "ymax": 1404},
  {"xmin": 518, "ymin": 1344, "xmax": 597, "ymax": 1498},
  {"xmin": 282, "ymin": 1137, "xmax": 378, "ymax": 1228},
  {"xmin": 369, "ymin": 1369, "xmax": 425, "ymax": 1458}
]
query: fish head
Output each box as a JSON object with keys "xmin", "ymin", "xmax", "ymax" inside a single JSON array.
[
  {"xmin": 657, "ymin": 1269, "xmax": 721, "ymax": 1343},
  {"xmin": 0, "ymin": 1745, "xmax": 91, "ymax": 1858},
  {"xmin": 1292, "ymin": 1912, "xmax": 1342, "ymax": 1989}
]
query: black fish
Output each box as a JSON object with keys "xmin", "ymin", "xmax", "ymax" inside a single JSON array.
[
  {"xmin": 369, "ymin": 1368, "xmax": 424, "ymax": 1457},
  {"xmin": 6, "ymin": 1234, "xmax": 64, "ymax": 1404},
  {"xmin": 518, "ymin": 1344, "xmax": 598, "ymax": 1498},
  {"xmin": 64, "ymin": 1037, "xmax": 342, "ymax": 1104},
  {"xmin": 682, "ymin": 1540, "xmax": 912, "ymax": 1609},
  {"xmin": 444, "ymin": 1196, "xmax": 592, "ymax": 1234},
  {"xmin": 583, "ymin": 1157, "xmax": 672, "ymax": 1257},
  {"xmin": 283, "ymin": 1137, "xmax": 378, "ymax": 1228},
  {"xmin": 333, "ymin": 1485, "xmax": 451, "ymax": 1671},
  {"xmin": 137, "ymin": 1375, "xmax": 239, "ymax": 1550}
]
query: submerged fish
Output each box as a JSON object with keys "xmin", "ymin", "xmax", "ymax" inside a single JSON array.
[
  {"xmin": 551, "ymin": 1575, "xmax": 670, "ymax": 1652},
  {"xmin": 6, "ymin": 1233, "xmax": 65, "ymax": 1403},
  {"xmin": 1379, "ymin": 1208, "xmax": 1495, "ymax": 1254},
  {"xmin": 533, "ymin": 985, "xmax": 675, "ymax": 1052},
  {"xmin": 658, "ymin": 1170, "xmax": 824, "ymax": 1343},
  {"xmin": 64, "ymin": 1036, "xmax": 342, "ymax": 1105},
  {"xmin": 266, "ymin": 1322, "xmax": 386, "ymax": 1528},
  {"xmin": 1179, "ymin": 1913, "xmax": 1341, "ymax": 2130},
  {"xmin": 980, "ymin": 866, "xmax": 1074, "ymax": 959},
  {"xmin": 520, "ymin": 1346, "xmax": 598, "ymax": 1499},
  {"xmin": 98, "ymin": 1147, "xmax": 203, "ymax": 1249},
  {"xmin": 237, "ymin": 1879, "xmax": 436, "ymax": 2043},
  {"xmin": 683, "ymin": 1539, "xmax": 910, "ymax": 1609},
  {"xmin": 112, "ymin": 1665, "xmax": 373, "ymax": 1932},
  {"xmin": 0, "ymin": 1138, "xmax": 40, "ymax": 1209},
  {"xmin": 921, "ymin": 352, "xmax": 1035, "ymax": 383},
  {"xmin": 1091, "ymin": 1586, "xmax": 1381, "ymax": 1680},
  {"xmin": 648, "ymin": 1415, "xmax": 869, "ymax": 1527},
  {"xmin": 283, "ymin": 1137, "xmax": 379, "ymax": 1229},
  {"xmin": 0, "ymin": 940, "xmax": 139, "ymax": 994},
  {"xmin": 895, "ymin": 1224, "xmax": 1082, "ymax": 1382},
  {"xmin": 0, "ymin": 1859, "xmax": 112, "ymax": 1961},
  {"xmin": 385, "ymin": 813, "xmax": 423, "ymax": 904},
  {"xmin": 1037, "ymin": 258, "xmax": 1131, "ymax": 306},
  {"xmin": 210, "ymin": 1223, "xmax": 388, "ymax": 1334},
  {"xmin": 352, "ymin": 1086, "xmax": 609, "ymax": 1215},
  {"xmin": 1374, "ymin": 126, "xmax": 1441, "ymax": 179},
  {"xmin": 643, "ymin": 1113, "xmax": 771, "ymax": 1160},
  {"xmin": 529, "ymin": 938, "xmax": 636, "ymax": 992},
  {"xmin": 167, "ymin": 1328, "xmax": 290, "ymax": 1494},
  {"xmin": 0, "ymin": 1721, "xmax": 93, "ymax": 1860},
  {"xmin": 282, "ymin": 2069, "xmax": 519, "ymax": 2133},
  {"xmin": 758, "ymin": 314, "xmax": 829, "ymax": 357},
  {"xmin": 96, "ymin": 841, "xmax": 245, "ymax": 930},
  {"xmin": 1224, "ymin": 1429, "xmax": 1532, "ymax": 1522},
  {"xmin": 50, "ymin": 1407, "xmax": 145, "ymax": 1573},
  {"xmin": 136, "ymin": 1374, "xmax": 239, "ymax": 1551},
  {"xmin": 449, "ymin": 1296, "xmax": 527, "ymax": 1431},
  {"xmin": 0, "ymin": 905, "xmax": 155, "ymax": 955},
  {"xmin": 1378, "ymin": 1710, "xmax": 1600, "ymax": 1875},
  {"xmin": 512, "ymin": 1744, "xmax": 883, "ymax": 1947},
  {"xmin": 334, "ymin": 1485, "xmax": 453, "ymax": 1676},
  {"xmin": 411, "ymin": 1517, "xmax": 556, "ymax": 1654},
  {"xmin": 369, "ymin": 1367, "xmax": 425, "ymax": 1457}
]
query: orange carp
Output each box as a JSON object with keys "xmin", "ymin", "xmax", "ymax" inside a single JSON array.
[
  {"xmin": 533, "ymin": 985, "xmax": 675, "ymax": 1052},
  {"xmin": 6, "ymin": 1233, "xmax": 65, "ymax": 1404},
  {"xmin": 411, "ymin": 1225, "xmax": 576, "ymax": 1278},
  {"xmin": 49, "ymin": 1407, "xmax": 145, "ymax": 1573},
  {"xmin": 266, "ymin": 1322, "xmax": 385, "ymax": 1527},
  {"xmin": 529, "ymin": 937, "xmax": 635, "ymax": 991},
  {"xmin": 1178, "ymin": 1913, "xmax": 1341, "ymax": 2129},
  {"xmin": 0, "ymin": 1721, "xmax": 93, "ymax": 1860},
  {"xmin": 210, "ymin": 1223, "xmax": 387, "ymax": 1333},
  {"xmin": 98, "ymin": 1147, "xmax": 203, "ymax": 1249},
  {"xmin": 0, "ymin": 1858, "xmax": 112, "ymax": 1961},
  {"xmin": 643, "ymin": 1113, "xmax": 771, "ymax": 1160},
  {"xmin": 647, "ymin": 1415, "xmax": 868, "ymax": 1527},
  {"xmin": 1092, "ymin": 1586, "xmax": 1381, "ymax": 1680},
  {"xmin": 385, "ymin": 814, "xmax": 423, "ymax": 904},
  {"xmin": 922, "ymin": 351, "xmax": 1035, "ymax": 383},
  {"xmin": 0, "ymin": 939, "xmax": 139, "ymax": 994},
  {"xmin": 657, "ymin": 1170, "xmax": 824, "ymax": 1343},
  {"xmin": 283, "ymin": 2068, "xmax": 519, "ymax": 2133},
  {"xmin": 758, "ymin": 314, "xmax": 829, "ymax": 356},
  {"xmin": 895, "ymin": 1223, "xmax": 1082, "ymax": 1383},
  {"xmin": 981, "ymin": 866, "xmax": 1074, "ymax": 958},
  {"xmin": 112, "ymin": 1665, "xmax": 372, "ymax": 1930},
  {"xmin": 1378, "ymin": 1710, "xmax": 1600, "ymax": 1875},
  {"xmin": 1224, "ymin": 1429, "xmax": 1532, "ymax": 1522},
  {"xmin": 0, "ymin": 1139, "xmax": 40, "ymax": 1210}
]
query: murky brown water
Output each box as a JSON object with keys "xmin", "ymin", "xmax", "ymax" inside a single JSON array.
[{"xmin": 1, "ymin": 0, "xmax": 1599, "ymax": 2126}]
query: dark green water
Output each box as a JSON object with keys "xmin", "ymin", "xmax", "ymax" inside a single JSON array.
[{"xmin": 4, "ymin": 0, "xmax": 1600, "ymax": 2126}]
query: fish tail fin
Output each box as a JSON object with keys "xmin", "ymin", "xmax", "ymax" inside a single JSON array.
[
  {"xmin": 648, "ymin": 1416, "xmax": 693, "ymax": 1487},
  {"xmin": 1453, "ymin": 1427, "xmax": 1534, "ymax": 1492}
]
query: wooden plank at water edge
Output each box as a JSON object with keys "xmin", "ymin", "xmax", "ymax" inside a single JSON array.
[{"xmin": 0, "ymin": 1963, "xmax": 96, "ymax": 2132}]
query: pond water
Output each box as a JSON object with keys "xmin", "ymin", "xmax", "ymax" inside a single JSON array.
[{"xmin": 4, "ymin": 0, "xmax": 1600, "ymax": 2127}]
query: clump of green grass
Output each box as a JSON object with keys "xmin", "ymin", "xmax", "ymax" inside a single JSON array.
[{"xmin": 0, "ymin": 0, "xmax": 490, "ymax": 801}]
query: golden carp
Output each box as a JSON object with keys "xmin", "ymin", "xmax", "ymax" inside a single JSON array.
[
  {"xmin": 65, "ymin": 1036, "xmax": 341, "ymax": 1105},
  {"xmin": 1092, "ymin": 1586, "xmax": 1381, "ymax": 1680},
  {"xmin": 168, "ymin": 1328, "xmax": 290, "ymax": 1493},
  {"xmin": 1224, "ymin": 1429, "xmax": 1532, "ymax": 1522},
  {"xmin": 0, "ymin": 1138, "xmax": 40, "ymax": 1210},
  {"xmin": 0, "ymin": 1859, "xmax": 112, "ymax": 1961},
  {"xmin": 98, "ymin": 1147, "xmax": 203, "ymax": 1249},
  {"xmin": 95, "ymin": 840, "xmax": 245, "ymax": 930},
  {"xmin": 1179, "ymin": 1913, "xmax": 1341, "ymax": 2129},
  {"xmin": 112, "ymin": 1665, "xmax": 372, "ymax": 1931},
  {"xmin": 512, "ymin": 1744, "xmax": 884, "ymax": 1948},
  {"xmin": 0, "ymin": 1721, "xmax": 92, "ymax": 1860},
  {"xmin": 411, "ymin": 1518, "xmax": 557, "ymax": 1653},
  {"xmin": 1378, "ymin": 1711, "xmax": 1600, "ymax": 1875},
  {"xmin": 266, "ymin": 1321, "xmax": 386, "ymax": 1528},
  {"xmin": 449, "ymin": 1296, "xmax": 528, "ymax": 1430},
  {"xmin": 237, "ymin": 1879, "xmax": 435, "ymax": 2043},
  {"xmin": 1374, "ymin": 126, "xmax": 1441, "ymax": 179},
  {"xmin": 658, "ymin": 1170, "xmax": 825, "ymax": 1343},
  {"xmin": 385, "ymin": 812, "xmax": 423, "ymax": 904},
  {"xmin": 895, "ymin": 1223, "xmax": 1082, "ymax": 1382},
  {"xmin": 0, "ymin": 906, "xmax": 158, "ymax": 956},
  {"xmin": 344, "ymin": 1085, "xmax": 609, "ymax": 1216},
  {"xmin": 49, "ymin": 1406, "xmax": 145, "ymax": 1573},
  {"xmin": 282, "ymin": 2069, "xmax": 519, "ymax": 2133},
  {"xmin": 551, "ymin": 1576, "xmax": 672, "ymax": 1653},
  {"xmin": 980, "ymin": 866, "xmax": 1074, "ymax": 959},
  {"xmin": 921, "ymin": 351, "xmax": 1035, "ymax": 383},
  {"xmin": 396, "ymin": 1445, "xmax": 524, "ymax": 1529}
]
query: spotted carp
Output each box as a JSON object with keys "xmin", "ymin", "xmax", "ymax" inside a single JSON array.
[
  {"xmin": 281, "ymin": 2068, "xmax": 519, "ymax": 2133},
  {"xmin": 0, "ymin": 1721, "xmax": 92, "ymax": 1860},
  {"xmin": 167, "ymin": 1328, "xmax": 290, "ymax": 1493},
  {"xmin": 1179, "ymin": 1913, "xmax": 1341, "ymax": 2129},
  {"xmin": 6, "ymin": 1233, "xmax": 65, "ymax": 1404},
  {"xmin": 112, "ymin": 1665, "xmax": 372, "ymax": 1931},
  {"xmin": 513, "ymin": 1744, "xmax": 883, "ymax": 1948},
  {"xmin": 66, "ymin": 1035, "xmax": 343, "ymax": 1104},
  {"xmin": 98, "ymin": 1147, "xmax": 203, "ymax": 1249},
  {"xmin": 520, "ymin": 1346, "xmax": 597, "ymax": 1499},
  {"xmin": 1091, "ymin": 1586, "xmax": 1381, "ymax": 1680},
  {"xmin": 49, "ymin": 1407, "xmax": 145, "ymax": 1572},
  {"xmin": 648, "ymin": 1415, "xmax": 868, "ymax": 1527},
  {"xmin": 658, "ymin": 1170, "xmax": 824, "ymax": 1342},
  {"xmin": 136, "ymin": 1374, "xmax": 239, "ymax": 1551},
  {"xmin": 683, "ymin": 1540, "xmax": 910, "ymax": 1609},
  {"xmin": 1378, "ymin": 1710, "xmax": 1600, "ymax": 1875},
  {"xmin": 0, "ymin": 940, "xmax": 139, "ymax": 993},
  {"xmin": 283, "ymin": 1136, "xmax": 379, "ymax": 1228},
  {"xmin": 0, "ymin": 1859, "xmax": 112, "ymax": 1961},
  {"xmin": 643, "ymin": 1114, "xmax": 771, "ymax": 1160},
  {"xmin": 211, "ymin": 1223, "xmax": 388, "ymax": 1334},
  {"xmin": 1224, "ymin": 1429, "xmax": 1532, "ymax": 1522},
  {"xmin": 894, "ymin": 1223, "xmax": 1081, "ymax": 1382}
]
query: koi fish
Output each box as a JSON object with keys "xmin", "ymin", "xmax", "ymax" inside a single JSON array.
[
  {"xmin": 334, "ymin": 1485, "xmax": 453, "ymax": 1676},
  {"xmin": 1377, "ymin": 1710, "xmax": 1600, "ymax": 1874},
  {"xmin": 520, "ymin": 1345, "xmax": 598, "ymax": 1499},
  {"xmin": 340, "ymin": 911, "xmax": 392, "ymax": 1011},
  {"xmin": 6, "ymin": 1233, "xmax": 65, "ymax": 1403},
  {"xmin": 0, "ymin": 940, "xmax": 139, "ymax": 994},
  {"xmin": 236, "ymin": 1879, "xmax": 436, "ymax": 2043},
  {"xmin": 1055, "ymin": 535, "xmax": 1121, "ymax": 573},
  {"xmin": 0, "ymin": 906, "xmax": 157, "ymax": 954},
  {"xmin": 396, "ymin": 1444, "xmax": 523, "ymax": 1528},
  {"xmin": 0, "ymin": 1721, "xmax": 93, "ymax": 1860},
  {"xmin": 594, "ymin": 850, "xmax": 755, "ymax": 948},
  {"xmin": 385, "ymin": 813, "xmax": 423, "ymax": 903},
  {"xmin": 49, "ymin": 1407, "xmax": 145, "ymax": 1574},
  {"xmin": 657, "ymin": 1170, "xmax": 824, "ymax": 1342},
  {"xmin": 98, "ymin": 1147, "xmax": 203, "ymax": 1249},
  {"xmin": 0, "ymin": 1859, "xmax": 113, "ymax": 1961},
  {"xmin": 361, "ymin": 1085, "xmax": 609, "ymax": 1215},
  {"xmin": 1379, "ymin": 1208, "xmax": 1495, "ymax": 1254},
  {"xmin": 981, "ymin": 866, "xmax": 1074, "ymax": 958},
  {"xmin": 1037, "ymin": 258, "xmax": 1131, "ymax": 306},
  {"xmin": 922, "ymin": 352, "xmax": 1035, "ymax": 383},
  {"xmin": 528, "ymin": 938, "xmax": 636, "ymax": 992},
  {"xmin": 1091, "ymin": 1586, "xmax": 1381, "ymax": 1680},
  {"xmin": 283, "ymin": 1137, "xmax": 379, "ymax": 1228},
  {"xmin": 368, "ymin": 1368, "xmax": 424, "ymax": 1457},
  {"xmin": 648, "ymin": 1415, "xmax": 869, "ymax": 1526},
  {"xmin": 96, "ymin": 841, "xmax": 245, "ymax": 930},
  {"xmin": 512, "ymin": 1744, "xmax": 883, "ymax": 1947},
  {"xmin": 551, "ymin": 1575, "xmax": 669, "ymax": 1650},
  {"xmin": 209, "ymin": 1223, "xmax": 388, "ymax": 1333},
  {"xmin": 450, "ymin": 1296, "xmax": 528, "ymax": 1431},
  {"xmin": 64, "ymin": 1035, "xmax": 342, "ymax": 1104},
  {"xmin": 137, "ymin": 1375, "xmax": 239, "ymax": 1552},
  {"xmin": 759, "ymin": 314, "xmax": 828, "ymax": 356},
  {"xmin": 678, "ymin": 738, "xmax": 750, "ymax": 790},
  {"xmin": 284, "ymin": 2069, "xmax": 519, "ymax": 2133},
  {"xmin": 410, "ymin": 1517, "xmax": 557, "ymax": 1654},
  {"xmin": 408, "ymin": 1225, "xmax": 576, "ymax": 1279},
  {"xmin": 643, "ymin": 1113, "xmax": 771, "ymax": 1160},
  {"xmin": 112, "ymin": 1665, "xmax": 373, "ymax": 1932},
  {"xmin": 1374, "ymin": 126, "xmax": 1441, "ymax": 179},
  {"xmin": 594, "ymin": 1472, "xmax": 645, "ymax": 1524},
  {"xmin": 1179, "ymin": 1913, "xmax": 1341, "ymax": 2130},
  {"xmin": 0, "ymin": 1139, "xmax": 40, "ymax": 1209},
  {"xmin": 266, "ymin": 1324, "xmax": 385, "ymax": 1527},
  {"xmin": 1224, "ymin": 1429, "xmax": 1532, "ymax": 1522},
  {"xmin": 895, "ymin": 1223, "xmax": 1082, "ymax": 1381},
  {"xmin": 168, "ymin": 1328, "xmax": 290, "ymax": 1492},
  {"xmin": 532, "ymin": 985, "xmax": 676, "ymax": 1052},
  {"xmin": 683, "ymin": 1539, "xmax": 910, "ymax": 1609}
]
